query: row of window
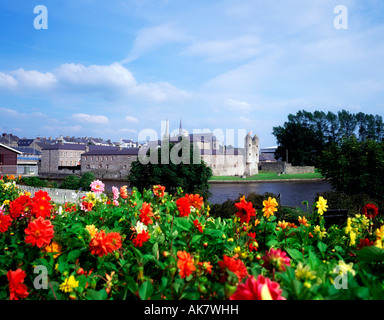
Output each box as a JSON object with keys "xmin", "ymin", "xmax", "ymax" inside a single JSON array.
[
  {"xmin": 85, "ymin": 164, "xmax": 128, "ymax": 170},
  {"xmin": 83, "ymin": 156, "xmax": 115, "ymax": 162}
]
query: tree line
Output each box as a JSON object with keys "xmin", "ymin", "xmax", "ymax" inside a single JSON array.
[{"xmin": 272, "ymin": 109, "xmax": 384, "ymax": 166}]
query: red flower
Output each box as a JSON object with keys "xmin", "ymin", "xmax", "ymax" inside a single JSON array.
[
  {"xmin": 363, "ymin": 203, "xmax": 379, "ymax": 219},
  {"xmin": 132, "ymin": 230, "xmax": 150, "ymax": 247},
  {"xmin": 176, "ymin": 196, "xmax": 191, "ymax": 217},
  {"xmin": 30, "ymin": 198, "xmax": 53, "ymax": 219},
  {"xmin": 218, "ymin": 255, "xmax": 249, "ymax": 282},
  {"xmin": 193, "ymin": 219, "xmax": 203, "ymax": 233},
  {"xmin": 34, "ymin": 190, "xmax": 51, "ymax": 202},
  {"xmin": 357, "ymin": 238, "xmax": 375, "ymax": 250},
  {"xmin": 139, "ymin": 202, "xmax": 154, "ymax": 225},
  {"xmin": 230, "ymin": 275, "xmax": 285, "ymax": 300},
  {"xmin": 153, "ymin": 185, "xmax": 166, "ymax": 197},
  {"xmin": 0, "ymin": 213, "xmax": 12, "ymax": 233},
  {"xmin": 177, "ymin": 250, "xmax": 196, "ymax": 278},
  {"xmin": 9, "ymin": 195, "xmax": 32, "ymax": 219},
  {"xmin": 7, "ymin": 269, "xmax": 29, "ymax": 300},
  {"xmin": 262, "ymin": 248, "xmax": 291, "ymax": 272},
  {"xmin": 198, "ymin": 261, "xmax": 213, "ymax": 275},
  {"xmin": 247, "ymin": 232, "xmax": 258, "ymax": 252},
  {"xmin": 188, "ymin": 194, "xmax": 204, "ymax": 210},
  {"xmin": 24, "ymin": 217, "xmax": 54, "ymax": 248},
  {"xmin": 89, "ymin": 230, "xmax": 122, "ymax": 256},
  {"xmin": 235, "ymin": 197, "xmax": 256, "ymax": 224}
]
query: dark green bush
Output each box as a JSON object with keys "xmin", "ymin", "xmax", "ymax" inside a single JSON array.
[{"xmin": 60, "ymin": 175, "xmax": 81, "ymax": 190}]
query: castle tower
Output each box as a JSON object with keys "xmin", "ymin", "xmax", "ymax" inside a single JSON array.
[{"xmin": 244, "ymin": 132, "xmax": 259, "ymax": 176}]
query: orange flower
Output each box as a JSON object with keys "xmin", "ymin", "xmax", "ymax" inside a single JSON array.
[
  {"xmin": 153, "ymin": 185, "xmax": 166, "ymax": 197},
  {"xmin": 188, "ymin": 194, "xmax": 204, "ymax": 210},
  {"xmin": 132, "ymin": 230, "xmax": 150, "ymax": 247},
  {"xmin": 139, "ymin": 202, "xmax": 154, "ymax": 225},
  {"xmin": 218, "ymin": 255, "xmax": 249, "ymax": 282},
  {"xmin": 44, "ymin": 241, "xmax": 62, "ymax": 258},
  {"xmin": 262, "ymin": 197, "xmax": 278, "ymax": 218},
  {"xmin": 298, "ymin": 216, "xmax": 310, "ymax": 227},
  {"xmin": 24, "ymin": 217, "xmax": 54, "ymax": 248},
  {"xmin": 198, "ymin": 261, "xmax": 213, "ymax": 275},
  {"xmin": 7, "ymin": 269, "xmax": 29, "ymax": 300},
  {"xmin": 89, "ymin": 230, "xmax": 122, "ymax": 256},
  {"xmin": 177, "ymin": 250, "xmax": 196, "ymax": 279},
  {"xmin": 278, "ymin": 220, "xmax": 289, "ymax": 230},
  {"xmin": 120, "ymin": 186, "xmax": 129, "ymax": 199}
]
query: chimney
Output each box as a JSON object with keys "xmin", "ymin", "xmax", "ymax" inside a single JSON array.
[{"xmin": 85, "ymin": 145, "xmax": 89, "ymax": 152}]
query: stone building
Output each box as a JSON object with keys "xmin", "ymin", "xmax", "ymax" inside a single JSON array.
[
  {"xmin": 0, "ymin": 143, "xmax": 22, "ymax": 175},
  {"xmin": 81, "ymin": 146, "xmax": 139, "ymax": 179}
]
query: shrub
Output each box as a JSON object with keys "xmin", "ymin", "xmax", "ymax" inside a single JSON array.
[
  {"xmin": 60, "ymin": 175, "xmax": 80, "ymax": 190},
  {"xmin": 79, "ymin": 172, "xmax": 96, "ymax": 191}
]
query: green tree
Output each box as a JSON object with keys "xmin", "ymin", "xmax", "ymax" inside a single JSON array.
[
  {"xmin": 79, "ymin": 171, "xmax": 95, "ymax": 191},
  {"xmin": 317, "ymin": 136, "xmax": 384, "ymax": 199},
  {"xmin": 127, "ymin": 139, "xmax": 212, "ymax": 199},
  {"xmin": 60, "ymin": 175, "xmax": 80, "ymax": 190}
]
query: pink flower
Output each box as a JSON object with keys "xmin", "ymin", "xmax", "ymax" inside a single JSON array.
[
  {"xmin": 230, "ymin": 275, "xmax": 285, "ymax": 300},
  {"xmin": 112, "ymin": 186, "xmax": 119, "ymax": 200},
  {"xmin": 90, "ymin": 180, "xmax": 105, "ymax": 195},
  {"xmin": 262, "ymin": 248, "xmax": 291, "ymax": 272}
]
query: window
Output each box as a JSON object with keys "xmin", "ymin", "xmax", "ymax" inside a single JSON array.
[
  {"xmin": 86, "ymin": 164, "xmax": 90, "ymax": 169},
  {"xmin": 99, "ymin": 164, "xmax": 102, "ymax": 169},
  {"xmin": 84, "ymin": 156, "xmax": 87, "ymax": 161}
]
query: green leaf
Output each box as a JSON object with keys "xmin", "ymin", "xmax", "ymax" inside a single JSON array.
[
  {"xmin": 317, "ymin": 241, "xmax": 328, "ymax": 253},
  {"xmin": 152, "ymin": 242, "xmax": 159, "ymax": 259},
  {"xmin": 86, "ymin": 289, "xmax": 108, "ymax": 300},
  {"xmin": 190, "ymin": 234, "xmax": 203, "ymax": 245},
  {"xmin": 139, "ymin": 280, "xmax": 153, "ymax": 300},
  {"xmin": 356, "ymin": 246, "xmax": 384, "ymax": 262},
  {"xmin": 285, "ymin": 247, "xmax": 304, "ymax": 262},
  {"xmin": 67, "ymin": 249, "xmax": 81, "ymax": 262},
  {"xmin": 174, "ymin": 217, "xmax": 192, "ymax": 231}
]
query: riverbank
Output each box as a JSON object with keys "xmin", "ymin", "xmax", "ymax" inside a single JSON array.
[{"xmin": 209, "ymin": 171, "xmax": 324, "ymax": 183}]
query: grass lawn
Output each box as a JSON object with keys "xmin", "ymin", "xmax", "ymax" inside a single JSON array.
[{"xmin": 209, "ymin": 170, "xmax": 324, "ymax": 181}]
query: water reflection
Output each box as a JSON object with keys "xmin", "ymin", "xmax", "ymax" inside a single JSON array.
[{"xmin": 101, "ymin": 179, "xmax": 333, "ymax": 209}]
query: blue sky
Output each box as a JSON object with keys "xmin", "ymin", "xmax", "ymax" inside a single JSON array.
[{"xmin": 0, "ymin": 0, "xmax": 384, "ymax": 147}]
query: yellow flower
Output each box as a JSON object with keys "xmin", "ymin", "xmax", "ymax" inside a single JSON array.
[
  {"xmin": 349, "ymin": 231, "xmax": 356, "ymax": 246},
  {"xmin": 59, "ymin": 275, "xmax": 79, "ymax": 293},
  {"xmin": 295, "ymin": 262, "xmax": 316, "ymax": 281},
  {"xmin": 262, "ymin": 197, "xmax": 278, "ymax": 218},
  {"xmin": 316, "ymin": 196, "xmax": 328, "ymax": 215},
  {"xmin": 374, "ymin": 225, "xmax": 384, "ymax": 248},
  {"xmin": 2, "ymin": 199, "xmax": 10, "ymax": 206},
  {"xmin": 85, "ymin": 224, "xmax": 98, "ymax": 238},
  {"xmin": 313, "ymin": 225, "xmax": 327, "ymax": 239},
  {"xmin": 345, "ymin": 218, "xmax": 353, "ymax": 234},
  {"xmin": 227, "ymin": 238, "xmax": 234, "ymax": 242},
  {"xmin": 234, "ymin": 246, "xmax": 242, "ymax": 254},
  {"xmin": 334, "ymin": 260, "xmax": 356, "ymax": 277}
]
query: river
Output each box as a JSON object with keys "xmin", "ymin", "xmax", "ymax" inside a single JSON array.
[{"xmin": 100, "ymin": 179, "xmax": 333, "ymax": 209}]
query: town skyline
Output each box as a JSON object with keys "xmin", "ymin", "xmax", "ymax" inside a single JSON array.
[{"xmin": 1, "ymin": 1, "xmax": 384, "ymax": 148}]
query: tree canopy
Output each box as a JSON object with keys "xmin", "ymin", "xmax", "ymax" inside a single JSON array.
[
  {"xmin": 127, "ymin": 138, "xmax": 213, "ymax": 200},
  {"xmin": 272, "ymin": 109, "xmax": 384, "ymax": 166}
]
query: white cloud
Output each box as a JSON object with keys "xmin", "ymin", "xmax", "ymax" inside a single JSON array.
[
  {"xmin": 122, "ymin": 23, "xmax": 190, "ymax": 63},
  {"xmin": 0, "ymin": 73, "xmax": 17, "ymax": 90},
  {"xmin": 224, "ymin": 98, "xmax": 252, "ymax": 112},
  {"xmin": 182, "ymin": 35, "xmax": 261, "ymax": 63},
  {"xmin": 71, "ymin": 113, "xmax": 109, "ymax": 124},
  {"xmin": 125, "ymin": 116, "xmax": 139, "ymax": 123},
  {"xmin": 10, "ymin": 69, "xmax": 56, "ymax": 89}
]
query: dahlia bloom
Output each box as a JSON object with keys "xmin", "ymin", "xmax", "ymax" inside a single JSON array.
[
  {"xmin": 0, "ymin": 206, "xmax": 12, "ymax": 233},
  {"xmin": 262, "ymin": 197, "xmax": 278, "ymax": 218},
  {"xmin": 139, "ymin": 202, "xmax": 154, "ymax": 225},
  {"xmin": 177, "ymin": 250, "xmax": 196, "ymax": 279},
  {"xmin": 59, "ymin": 275, "xmax": 79, "ymax": 293},
  {"xmin": 89, "ymin": 230, "xmax": 122, "ymax": 256},
  {"xmin": 34, "ymin": 190, "xmax": 51, "ymax": 202},
  {"xmin": 218, "ymin": 255, "xmax": 249, "ymax": 282},
  {"xmin": 235, "ymin": 196, "xmax": 256, "ymax": 224},
  {"xmin": 230, "ymin": 275, "xmax": 285, "ymax": 300},
  {"xmin": 24, "ymin": 217, "xmax": 54, "ymax": 248},
  {"xmin": 262, "ymin": 248, "xmax": 291, "ymax": 272},
  {"xmin": 193, "ymin": 219, "xmax": 203, "ymax": 233},
  {"xmin": 188, "ymin": 194, "xmax": 204, "ymax": 210},
  {"xmin": 7, "ymin": 269, "xmax": 29, "ymax": 300},
  {"xmin": 316, "ymin": 196, "xmax": 328, "ymax": 215},
  {"xmin": 30, "ymin": 198, "xmax": 53, "ymax": 219},
  {"xmin": 120, "ymin": 186, "xmax": 129, "ymax": 199},
  {"xmin": 176, "ymin": 196, "xmax": 191, "ymax": 217},
  {"xmin": 153, "ymin": 185, "xmax": 166, "ymax": 197},
  {"xmin": 362, "ymin": 203, "xmax": 379, "ymax": 219},
  {"xmin": 112, "ymin": 186, "xmax": 119, "ymax": 200},
  {"xmin": 90, "ymin": 180, "xmax": 105, "ymax": 195},
  {"xmin": 298, "ymin": 216, "xmax": 310, "ymax": 227},
  {"xmin": 9, "ymin": 195, "xmax": 32, "ymax": 219},
  {"xmin": 132, "ymin": 230, "xmax": 150, "ymax": 247}
]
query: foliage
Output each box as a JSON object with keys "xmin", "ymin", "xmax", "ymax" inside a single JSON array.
[
  {"xmin": 19, "ymin": 176, "xmax": 58, "ymax": 189},
  {"xmin": 1, "ymin": 178, "xmax": 384, "ymax": 300},
  {"xmin": 317, "ymin": 136, "xmax": 384, "ymax": 199},
  {"xmin": 78, "ymin": 172, "xmax": 96, "ymax": 191},
  {"xmin": 127, "ymin": 139, "xmax": 212, "ymax": 199},
  {"xmin": 59, "ymin": 175, "xmax": 81, "ymax": 190},
  {"xmin": 272, "ymin": 109, "xmax": 384, "ymax": 166}
]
